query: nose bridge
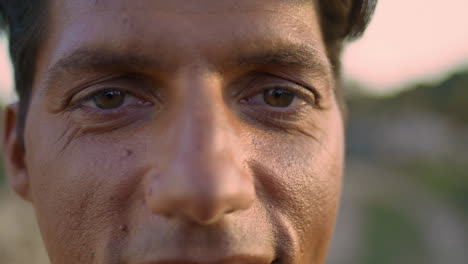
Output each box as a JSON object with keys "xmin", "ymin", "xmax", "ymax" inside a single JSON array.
[
  {"xmin": 173, "ymin": 69, "xmax": 232, "ymax": 166},
  {"xmin": 180, "ymin": 74, "xmax": 224, "ymax": 160},
  {"xmin": 145, "ymin": 70, "xmax": 255, "ymax": 224}
]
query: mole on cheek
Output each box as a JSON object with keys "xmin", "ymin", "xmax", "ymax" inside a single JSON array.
[
  {"xmin": 119, "ymin": 224, "xmax": 128, "ymax": 232},
  {"xmin": 124, "ymin": 149, "xmax": 133, "ymax": 157}
]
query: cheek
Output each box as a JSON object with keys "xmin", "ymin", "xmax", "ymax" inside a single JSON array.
[
  {"xmin": 251, "ymin": 109, "xmax": 344, "ymax": 260},
  {"xmin": 258, "ymin": 129, "xmax": 343, "ymax": 220},
  {"xmin": 24, "ymin": 115, "xmax": 148, "ymax": 261}
]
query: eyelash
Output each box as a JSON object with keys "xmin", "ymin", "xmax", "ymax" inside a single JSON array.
[
  {"xmin": 66, "ymin": 87, "xmax": 148, "ymax": 114},
  {"xmin": 66, "ymin": 77, "xmax": 321, "ymax": 119},
  {"xmin": 282, "ymin": 78, "xmax": 322, "ymax": 108},
  {"xmin": 241, "ymin": 81, "xmax": 322, "ymax": 109}
]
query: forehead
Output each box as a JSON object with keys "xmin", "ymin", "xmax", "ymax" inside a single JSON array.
[
  {"xmin": 44, "ymin": 0, "xmax": 323, "ymax": 52},
  {"xmin": 51, "ymin": 0, "xmax": 319, "ymax": 31},
  {"xmin": 55, "ymin": 0, "xmax": 316, "ymax": 15},
  {"xmin": 36, "ymin": 0, "xmax": 329, "ymax": 91}
]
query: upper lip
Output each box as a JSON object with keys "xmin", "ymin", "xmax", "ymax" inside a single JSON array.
[{"xmin": 137, "ymin": 254, "xmax": 275, "ymax": 264}]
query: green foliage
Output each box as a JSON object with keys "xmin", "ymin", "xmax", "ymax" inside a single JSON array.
[
  {"xmin": 359, "ymin": 201, "xmax": 431, "ymax": 264},
  {"xmin": 390, "ymin": 70, "xmax": 468, "ymax": 123},
  {"xmin": 344, "ymin": 67, "xmax": 468, "ymax": 264},
  {"xmin": 348, "ymin": 68, "xmax": 468, "ymax": 124},
  {"xmin": 400, "ymin": 160, "xmax": 468, "ymax": 216},
  {"xmin": 0, "ymin": 157, "xmax": 4, "ymax": 186}
]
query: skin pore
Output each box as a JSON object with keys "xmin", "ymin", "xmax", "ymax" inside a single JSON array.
[{"xmin": 3, "ymin": 0, "xmax": 344, "ymax": 264}]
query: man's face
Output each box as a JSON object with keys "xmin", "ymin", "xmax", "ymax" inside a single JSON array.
[{"xmin": 4, "ymin": 0, "xmax": 344, "ymax": 263}]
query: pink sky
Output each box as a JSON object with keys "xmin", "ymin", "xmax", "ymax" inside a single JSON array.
[
  {"xmin": 0, "ymin": 38, "xmax": 14, "ymax": 100},
  {"xmin": 1, "ymin": 0, "xmax": 468, "ymax": 99},
  {"xmin": 343, "ymin": 0, "xmax": 468, "ymax": 94}
]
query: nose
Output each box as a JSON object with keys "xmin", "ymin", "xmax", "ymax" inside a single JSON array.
[{"xmin": 145, "ymin": 84, "xmax": 255, "ymax": 225}]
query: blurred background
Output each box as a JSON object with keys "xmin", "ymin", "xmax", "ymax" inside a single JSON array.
[{"xmin": 0, "ymin": 0, "xmax": 467, "ymax": 263}]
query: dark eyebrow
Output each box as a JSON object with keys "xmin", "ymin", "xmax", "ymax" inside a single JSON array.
[
  {"xmin": 43, "ymin": 42, "xmax": 331, "ymax": 95},
  {"xmin": 44, "ymin": 48, "xmax": 163, "ymax": 93},
  {"xmin": 236, "ymin": 43, "xmax": 331, "ymax": 77}
]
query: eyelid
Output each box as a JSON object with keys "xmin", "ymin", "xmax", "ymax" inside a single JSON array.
[
  {"xmin": 79, "ymin": 87, "xmax": 130, "ymax": 104},
  {"xmin": 67, "ymin": 83, "xmax": 156, "ymax": 112},
  {"xmin": 276, "ymin": 78, "xmax": 322, "ymax": 109},
  {"xmin": 66, "ymin": 87, "xmax": 128, "ymax": 110},
  {"xmin": 236, "ymin": 71, "xmax": 323, "ymax": 103},
  {"xmin": 240, "ymin": 78, "xmax": 321, "ymax": 109},
  {"xmin": 276, "ymin": 84, "xmax": 317, "ymax": 107}
]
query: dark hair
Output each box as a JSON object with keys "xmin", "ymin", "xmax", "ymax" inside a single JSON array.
[
  {"xmin": 0, "ymin": 0, "xmax": 47, "ymax": 145},
  {"xmin": 0, "ymin": 0, "xmax": 377, "ymax": 145}
]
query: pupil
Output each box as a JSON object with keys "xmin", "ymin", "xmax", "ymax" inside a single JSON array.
[
  {"xmin": 106, "ymin": 92, "xmax": 115, "ymax": 99},
  {"xmin": 263, "ymin": 89, "xmax": 294, "ymax": 107},
  {"xmin": 94, "ymin": 90, "xmax": 125, "ymax": 109}
]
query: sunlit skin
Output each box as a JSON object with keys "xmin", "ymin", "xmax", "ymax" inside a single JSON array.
[{"xmin": 3, "ymin": 0, "xmax": 344, "ymax": 263}]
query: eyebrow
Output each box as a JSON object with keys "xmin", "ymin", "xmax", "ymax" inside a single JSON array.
[
  {"xmin": 44, "ymin": 48, "xmax": 163, "ymax": 90},
  {"xmin": 236, "ymin": 43, "xmax": 331, "ymax": 76},
  {"xmin": 43, "ymin": 41, "xmax": 331, "ymax": 94}
]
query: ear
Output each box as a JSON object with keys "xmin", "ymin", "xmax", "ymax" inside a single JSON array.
[{"xmin": 2, "ymin": 103, "xmax": 32, "ymax": 202}]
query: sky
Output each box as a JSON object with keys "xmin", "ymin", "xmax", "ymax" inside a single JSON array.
[
  {"xmin": 342, "ymin": 0, "xmax": 468, "ymax": 94},
  {"xmin": 0, "ymin": 37, "xmax": 14, "ymax": 100},
  {"xmin": 1, "ymin": 0, "xmax": 468, "ymax": 100}
]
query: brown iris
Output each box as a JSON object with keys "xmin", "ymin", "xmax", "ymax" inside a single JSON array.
[
  {"xmin": 93, "ymin": 90, "xmax": 125, "ymax": 109},
  {"xmin": 263, "ymin": 88, "xmax": 294, "ymax": 107}
]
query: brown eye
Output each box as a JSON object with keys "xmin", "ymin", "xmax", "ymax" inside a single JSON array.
[
  {"xmin": 93, "ymin": 90, "xmax": 125, "ymax": 109},
  {"xmin": 263, "ymin": 88, "xmax": 295, "ymax": 107}
]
